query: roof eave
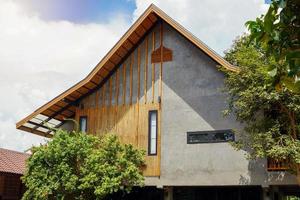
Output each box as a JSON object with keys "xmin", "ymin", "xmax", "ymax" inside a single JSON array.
[{"xmin": 16, "ymin": 4, "xmax": 238, "ymax": 136}]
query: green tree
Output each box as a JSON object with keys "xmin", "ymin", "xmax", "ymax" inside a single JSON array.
[
  {"xmin": 246, "ymin": 0, "xmax": 300, "ymax": 92},
  {"xmin": 223, "ymin": 35, "xmax": 300, "ymax": 180},
  {"xmin": 22, "ymin": 129, "xmax": 145, "ymax": 200}
]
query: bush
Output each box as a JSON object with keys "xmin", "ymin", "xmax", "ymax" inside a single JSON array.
[{"xmin": 22, "ymin": 129, "xmax": 145, "ymax": 200}]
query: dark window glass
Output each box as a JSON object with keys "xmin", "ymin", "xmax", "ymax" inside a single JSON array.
[
  {"xmin": 187, "ymin": 130, "xmax": 234, "ymax": 144},
  {"xmin": 79, "ymin": 116, "xmax": 87, "ymax": 132},
  {"xmin": 148, "ymin": 110, "xmax": 158, "ymax": 155}
]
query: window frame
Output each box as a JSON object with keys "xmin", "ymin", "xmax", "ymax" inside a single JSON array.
[
  {"xmin": 148, "ymin": 110, "xmax": 158, "ymax": 156},
  {"xmin": 79, "ymin": 116, "xmax": 88, "ymax": 133},
  {"xmin": 187, "ymin": 129, "xmax": 234, "ymax": 144}
]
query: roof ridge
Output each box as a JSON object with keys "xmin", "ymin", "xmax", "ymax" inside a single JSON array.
[
  {"xmin": 16, "ymin": 4, "xmax": 238, "ymax": 137},
  {"xmin": 0, "ymin": 147, "xmax": 29, "ymax": 155}
]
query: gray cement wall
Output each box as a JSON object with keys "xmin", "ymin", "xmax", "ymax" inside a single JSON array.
[
  {"xmin": 70, "ymin": 19, "xmax": 297, "ymax": 187},
  {"xmin": 145, "ymin": 22, "xmax": 298, "ymax": 187}
]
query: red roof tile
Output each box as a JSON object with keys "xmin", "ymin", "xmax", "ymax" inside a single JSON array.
[{"xmin": 0, "ymin": 148, "xmax": 30, "ymax": 175}]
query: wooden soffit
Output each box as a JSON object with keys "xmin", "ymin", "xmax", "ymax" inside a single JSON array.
[{"xmin": 16, "ymin": 4, "xmax": 238, "ymax": 137}]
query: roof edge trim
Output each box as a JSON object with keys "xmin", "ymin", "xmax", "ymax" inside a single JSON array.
[{"xmin": 16, "ymin": 4, "xmax": 238, "ymax": 134}]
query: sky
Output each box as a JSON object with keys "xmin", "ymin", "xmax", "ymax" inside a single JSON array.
[{"xmin": 0, "ymin": 0, "xmax": 269, "ymax": 152}]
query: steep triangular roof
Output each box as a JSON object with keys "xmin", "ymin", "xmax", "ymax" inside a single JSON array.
[{"xmin": 16, "ymin": 4, "xmax": 238, "ymax": 137}]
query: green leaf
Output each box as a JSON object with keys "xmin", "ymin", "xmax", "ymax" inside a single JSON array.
[
  {"xmin": 286, "ymin": 50, "xmax": 300, "ymax": 61},
  {"xmin": 223, "ymin": 34, "xmax": 300, "ymax": 175},
  {"xmin": 21, "ymin": 130, "xmax": 145, "ymax": 200},
  {"xmin": 278, "ymin": 0, "xmax": 287, "ymax": 8},
  {"xmin": 268, "ymin": 67, "xmax": 278, "ymax": 77},
  {"xmin": 264, "ymin": 4, "xmax": 276, "ymax": 33},
  {"xmin": 281, "ymin": 75, "xmax": 300, "ymax": 93}
]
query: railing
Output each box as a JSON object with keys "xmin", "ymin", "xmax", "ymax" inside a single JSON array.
[{"xmin": 267, "ymin": 158, "xmax": 289, "ymax": 171}]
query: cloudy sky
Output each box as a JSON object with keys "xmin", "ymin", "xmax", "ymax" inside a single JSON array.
[{"xmin": 0, "ymin": 0, "xmax": 268, "ymax": 152}]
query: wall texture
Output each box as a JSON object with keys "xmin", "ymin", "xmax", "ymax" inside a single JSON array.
[
  {"xmin": 75, "ymin": 24, "xmax": 162, "ymax": 176},
  {"xmin": 74, "ymin": 20, "xmax": 297, "ymax": 186},
  {"xmin": 145, "ymin": 22, "xmax": 298, "ymax": 186}
]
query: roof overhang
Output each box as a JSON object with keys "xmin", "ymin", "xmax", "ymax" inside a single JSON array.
[
  {"xmin": 0, "ymin": 148, "xmax": 29, "ymax": 175},
  {"xmin": 16, "ymin": 4, "xmax": 238, "ymax": 138}
]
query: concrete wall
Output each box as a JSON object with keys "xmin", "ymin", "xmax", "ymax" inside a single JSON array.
[
  {"xmin": 145, "ymin": 22, "xmax": 297, "ymax": 187},
  {"xmin": 68, "ymin": 19, "xmax": 297, "ymax": 187},
  {"xmin": 60, "ymin": 120, "xmax": 74, "ymax": 132}
]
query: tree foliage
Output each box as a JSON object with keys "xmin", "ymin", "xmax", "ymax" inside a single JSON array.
[
  {"xmin": 223, "ymin": 35, "xmax": 300, "ymax": 172},
  {"xmin": 246, "ymin": 0, "xmax": 300, "ymax": 92},
  {"xmin": 22, "ymin": 129, "xmax": 145, "ymax": 200}
]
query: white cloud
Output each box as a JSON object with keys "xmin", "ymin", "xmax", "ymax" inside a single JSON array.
[
  {"xmin": 0, "ymin": 0, "xmax": 269, "ymax": 152},
  {"xmin": 134, "ymin": 0, "xmax": 268, "ymax": 54},
  {"xmin": 0, "ymin": 0, "xmax": 130, "ymax": 151}
]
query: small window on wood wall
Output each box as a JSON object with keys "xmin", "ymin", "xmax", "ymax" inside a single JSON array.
[
  {"xmin": 79, "ymin": 116, "xmax": 87, "ymax": 133},
  {"xmin": 148, "ymin": 110, "xmax": 158, "ymax": 155}
]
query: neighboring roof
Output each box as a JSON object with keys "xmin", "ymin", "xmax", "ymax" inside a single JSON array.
[
  {"xmin": 0, "ymin": 148, "xmax": 29, "ymax": 175},
  {"xmin": 16, "ymin": 4, "xmax": 238, "ymax": 138}
]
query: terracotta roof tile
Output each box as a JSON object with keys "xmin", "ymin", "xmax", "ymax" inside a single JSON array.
[{"xmin": 0, "ymin": 148, "xmax": 30, "ymax": 175}]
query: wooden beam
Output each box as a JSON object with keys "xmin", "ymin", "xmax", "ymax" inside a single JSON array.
[
  {"xmin": 142, "ymin": 17, "xmax": 153, "ymax": 29},
  {"xmin": 144, "ymin": 35, "xmax": 148, "ymax": 104},
  {"xmin": 27, "ymin": 121, "xmax": 53, "ymax": 131},
  {"xmin": 148, "ymin": 12, "xmax": 158, "ymax": 23},
  {"xmin": 31, "ymin": 103, "xmax": 74, "ymax": 132},
  {"xmin": 152, "ymin": 30, "xmax": 155, "ymax": 103},
  {"xmin": 135, "ymin": 24, "xmax": 147, "ymax": 37},
  {"xmin": 72, "ymin": 23, "xmax": 158, "ymax": 108},
  {"xmin": 95, "ymin": 90, "xmax": 99, "ymax": 108},
  {"xmin": 85, "ymin": 81, "xmax": 97, "ymax": 89},
  {"xmin": 123, "ymin": 63, "xmax": 126, "ymax": 105},
  {"xmin": 123, "ymin": 40, "xmax": 133, "ymax": 51},
  {"xmin": 116, "ymin": 48, "xmax": 126, "ymax": 58},
  {"xmin": 19, "ymin": 126, "xmax": 52, "ymax": 138},
  {"xmin": 102, "ymin": 83, "xmax": 106, "ymax": 107},
  {"xmin": 16, "ymin": 19, "xmax": 159, "ymax": 135},
  {"xmin": 130, "ymin": 31, "xmax": 140, "ymax": 43},
  {"xmin": 109, "ymin": 77, "xmax": 112, "ymax": 107},
  {"xmin": 54, "ymin": 109, "xmax": 73, "ymax": 117},
  {"xmin": 127, "ymin": 37, "xmax": 136, "ymax": 46},
  {"xmin": 130, "ymin": 54, "xmax": 133, "ymax": 105},
  {"xmin": 137, "ymin": 46, "xmax": 141, "ymax": 103},
  {"xmin": 110, "ymin": 55, "xmax": 121, "ymax": 66},
  {"xmin": 159, "ymin": 22, "xmax": 163, "ymax": 102},
  {"xmin": 116, "ymin": 68, "xmax": 119, "ymax": 106},
  {"xmin": 75, "ymin": 90, "xmax": 84, "ymax": 96},
  {"xmin": 17, "ymin": 4, "xmax": 237, "ymax": 134},
  {"xmin": 77, "ymin": 87, "xmax": 89, "ymax": 95},
  {"xmin": 50, "ymin": 104, "xmax": 63, "ymax": 111}
]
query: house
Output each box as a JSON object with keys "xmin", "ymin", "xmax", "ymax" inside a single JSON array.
[
  {"xmin": 16, "ymin": 4, "xmax": 300, "ymax": 200},
  {"xmin": 0, "ymin": 148, "xmax": 29, "ymax": 200}
]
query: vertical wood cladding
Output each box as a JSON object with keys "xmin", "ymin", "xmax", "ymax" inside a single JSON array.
[{"xmin": 75, "ymin": 23, "xmax": 165, "ymax": 177}]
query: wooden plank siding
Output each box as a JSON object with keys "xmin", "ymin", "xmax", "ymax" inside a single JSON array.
[
  {"xmin": 17, "ymin": 5, "xmax": 237, "ymax": 138},
  {"xmin": 75, "ymin": 25, "xmax": 162, "ymax": 177}
]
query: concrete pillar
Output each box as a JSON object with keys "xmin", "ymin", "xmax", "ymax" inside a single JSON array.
[
  {"xmin": 164, "ymin": 186, "xmax": 173, "ymax": 200},
  {"xmin": 262, "ymin": 187, "xmax": 271, "ymax": 200}
]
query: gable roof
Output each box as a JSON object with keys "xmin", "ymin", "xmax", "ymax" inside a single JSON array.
[
  {"xmin": 0, "ymin": 148, "xmax": 29, "ymax": 175},
  {"xmin": 16, "ymin": 4, "xmax": 238, "ymax": 137}
]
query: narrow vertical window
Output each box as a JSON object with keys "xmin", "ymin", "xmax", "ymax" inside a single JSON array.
[
  {"xmin": 148, "ymin": 110, "xmax": 158, "ymax": 155},
  {"xmin": 79, "ymin": 116, "xmax": 87, "ymax": 132}
]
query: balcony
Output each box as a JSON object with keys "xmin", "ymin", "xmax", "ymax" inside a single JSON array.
[{"xmin": 267, "ymin": 158, "xmax": 289, "ymax": 171}]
